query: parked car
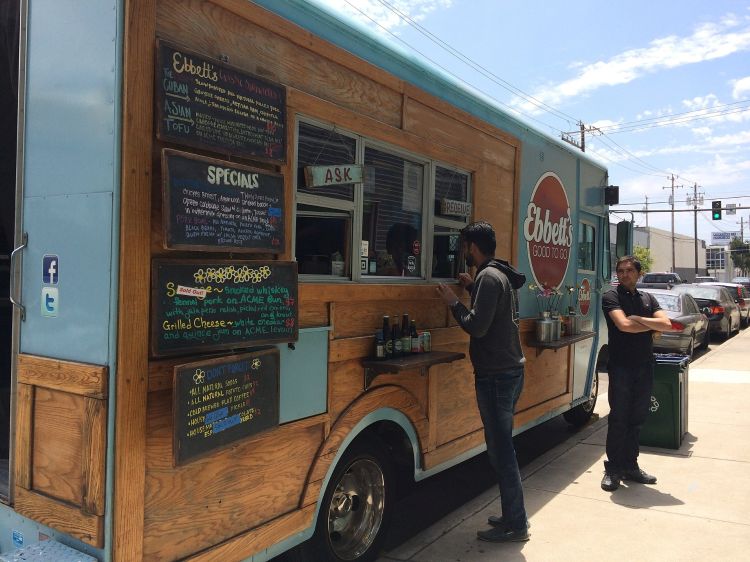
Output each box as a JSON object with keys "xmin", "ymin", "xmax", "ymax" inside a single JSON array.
[
  {"xmin": 731, "ymin": 276, "xmax": 750, "ymax": 290},
  {"xmin": 694, "ymin": 275, "xmax": 718, "ymax": 283},
  {"xmin": 641, "ymin": 288, "xmax": 710, "ymax": 356},
  {"xmin": 700, "ymin": 282, "xmax": 750, "ymax": 327},
  {"xmin": 671, "ymin": 284, "xmax": 741, "ymax": 339},
  {"xmin": 638, "ymin": 272, "xmax": 685, "ymax": 289}
]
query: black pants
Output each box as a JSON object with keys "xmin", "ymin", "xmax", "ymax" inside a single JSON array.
[{"xmin": 605, "ymin": 360, "xmax": 654, "ymax": 473}]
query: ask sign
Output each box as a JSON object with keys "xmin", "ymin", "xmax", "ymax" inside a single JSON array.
[{"xmin": 304, "ymin": 164, "xmax": 364, "ymax": 188}]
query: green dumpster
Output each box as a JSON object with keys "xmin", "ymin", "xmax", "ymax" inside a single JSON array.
[{"xmin": 639, "ymin": 353, "xmax": 689, "ymax": 449}]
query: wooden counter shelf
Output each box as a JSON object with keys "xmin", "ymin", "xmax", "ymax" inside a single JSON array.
[
  {"xmin": 361, "ymin": 351, "xmax": 466, "ymax": 391},
  {"xmin": 526, "ymin": 331, "xmax": 595, "ymax": 356}
]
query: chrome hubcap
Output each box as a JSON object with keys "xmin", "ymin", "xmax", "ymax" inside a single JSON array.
[
  {"xmin": 327, "ymin": 458, "xmax": 385, "ymax": 560},
  {"xmin": 582, "ymin": 371, "xmax": 599, "ymax": 413}
]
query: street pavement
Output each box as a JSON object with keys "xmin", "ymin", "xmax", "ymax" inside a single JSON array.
[{"xmin": 378, "ymin": 328, "xmax": 750, "ymax": 562}]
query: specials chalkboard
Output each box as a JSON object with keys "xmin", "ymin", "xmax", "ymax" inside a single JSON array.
[
  {"xmin": 151, "ymin": 259, "xmax": 298, "ymax": 357},
  {"xmin": 173, "ymin": 349, "xmax": 279, "ymax": 465},
  {"xmin": 162, "ymin": 149, "xmax": 284, "ymax": 252},
  {"xmin": 155, "ymin": 40, "xmax": 286, "ymax": 161}
]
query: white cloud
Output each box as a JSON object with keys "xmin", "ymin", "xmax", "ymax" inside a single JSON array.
[
  {"xmin": 316, "ymin": 0, "xmax": 453, "ymax": 31},
  {"xmin": 732, "ymin": 76, "xmax": 750, "ymax": 99},
  {"xmin": 513, "ymin": 15, "xmax": 750, "ymax": 112}
]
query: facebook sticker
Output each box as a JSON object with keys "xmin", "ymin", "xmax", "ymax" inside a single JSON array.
[
  {"xmin": 43, "ymin": 254, "xmax": 59, "ymax": 284},
  {"xmin": 41, "ymin": 287, "xmax": 59, "ymax": 317}
]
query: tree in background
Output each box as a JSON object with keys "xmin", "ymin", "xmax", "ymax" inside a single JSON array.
[
  {"xmin": 729, "ymin": 237, "xmax": 750, "ymax": 275},
  {"xmin": 633, "ymin": 245, "xmax": 653, "ymax": 274}
]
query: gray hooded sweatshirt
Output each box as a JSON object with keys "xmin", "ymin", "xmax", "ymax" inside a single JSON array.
[{"xmin": 449, "ymin": 259, "xmax": 526, "ymax": 374}]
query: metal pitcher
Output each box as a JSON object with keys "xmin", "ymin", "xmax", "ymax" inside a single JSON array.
[{"xmin": 536, "ymin": 317, "xmax": 554, "ymax": 343}]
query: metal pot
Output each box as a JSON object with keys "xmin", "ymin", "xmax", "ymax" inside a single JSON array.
[
  {"xmin": 536, "ymin": 317, "xmax": 554, "ymax": 343},
  {"xmin": 550, "ymin": 316, "xmax": 562, "ymax": 340},
  {"xmin": 568, "ymin": 313, "xmax": 581, "ymax": 335}
]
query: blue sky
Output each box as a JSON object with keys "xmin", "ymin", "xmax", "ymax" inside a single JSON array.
[{"xmin": 315, "ymin": 0, "xmax": 750, "ymax": 247}]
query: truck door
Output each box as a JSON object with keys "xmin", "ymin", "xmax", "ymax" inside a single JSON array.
[
  {"xmin": 571, "ymin": 212, "xmax": 605, "ymax": 402},
  {"xmin": 0, "ymin": 0, "xmax": 21, "ymax": 503}
]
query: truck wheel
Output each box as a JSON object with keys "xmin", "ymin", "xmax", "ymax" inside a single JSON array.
[
  {"xmin": 563, "ymin": 369, "xmax": 598, "ymax": 427},
  {"xmin": 304, "ymin": 437, "xmax": 394, "ymax": 562}
]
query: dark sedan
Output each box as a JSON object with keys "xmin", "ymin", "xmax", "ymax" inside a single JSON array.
[
  {"xmin": 671, "ymin": 284, "xmax": 741, "ymax": 339},
  {"xmin": 701, "ymin": 282, "xmax": 750, "ymax": 327},
  {"xmin": 641, "ymin": 288, "xmax": 710, "ymax": 356}
]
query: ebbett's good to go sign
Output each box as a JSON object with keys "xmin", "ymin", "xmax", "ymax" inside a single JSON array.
[{"xmin": 523, "ymin": 172, "xmax": 573, "ymax": 290}]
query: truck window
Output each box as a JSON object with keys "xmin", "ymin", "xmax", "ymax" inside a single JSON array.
[
  {"xmin": 578, "ymin": 223, "xmax": 596, "ymax": 271},
  {"xmin": 294, "ymin": 119, "xmax": 471, "ymax": 281}
]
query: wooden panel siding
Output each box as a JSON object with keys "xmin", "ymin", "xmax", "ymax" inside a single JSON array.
[
  {"xmin": 17, "ymin": 354, "xmax": 108, "ymax": 398},
  {"xmin": 32, "ymin": 388, "xmax": 84, "ymax": 506},
  {"xmin": 143, "ymin": 390, "xmax": 324, "ymax": 560}
]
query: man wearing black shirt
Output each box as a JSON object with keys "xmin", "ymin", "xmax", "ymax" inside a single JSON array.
[{"xmin": 601, "ymin": 255, "xmax": 672, "ymax": 491}]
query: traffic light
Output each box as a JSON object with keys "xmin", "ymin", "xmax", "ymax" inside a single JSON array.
[{"xmin": 712, "ymin": 200, "xmax": 722, "ymax": 220}]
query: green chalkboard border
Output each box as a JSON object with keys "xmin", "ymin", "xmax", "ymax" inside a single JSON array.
[
  {"xmin": 161, "ymin": 148, "xmax": 285, "ymax": 253},
  {"xmin": 172, "ymin": 348, "xmax": 280, "ymax": 466},
  {"xmin": 154, "ymin": 39, "xmax": 287, "ymax": 163},
  {"xmin": 150, "ymin": 259, "xmax": 299, "ymax": 358}
]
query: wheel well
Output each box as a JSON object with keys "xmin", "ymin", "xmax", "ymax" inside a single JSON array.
[{"xmin": 357, "ymin": 421, "xmax": 416, "ymax": 497}]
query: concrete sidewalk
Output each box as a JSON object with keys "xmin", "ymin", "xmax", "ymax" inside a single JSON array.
[{"xmin": 379, "ymin": 329, "xmax": 750, "ymax": 562}]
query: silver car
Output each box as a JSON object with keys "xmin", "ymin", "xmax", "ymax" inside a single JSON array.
[
  {"xmin": 641, "ymin": 288, "xmax": 710, "ymax": 357},
  {"xmin": 672, "ymin": 284, "xmax": 742, "ymax": 340}
]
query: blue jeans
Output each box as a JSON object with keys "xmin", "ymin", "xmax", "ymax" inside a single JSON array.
[
  {"xmin": 474, "ymin": 368, "xmax": 527, "ymax": 531},
  {"xmin": 605, "ymin": 360, "xmax": 654, "ymax": 473}
]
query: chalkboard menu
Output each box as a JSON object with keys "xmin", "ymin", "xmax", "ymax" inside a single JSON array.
[
  {"xmin": 173, "ymin": 350, "xmax": 279, "ymax": 465},
  {"xmin": 151, "ymin": 259, "xmax": 298, "ymax": 357},
  {"xmin": 162, "ymin": 149, "xmax": 284, "ymax": 252},
  {"xmin": 155, "ymin": 40, "xmax": 286, "ymax": 161}
]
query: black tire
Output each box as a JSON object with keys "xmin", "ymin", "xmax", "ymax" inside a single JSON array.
[
  {"xmin": 563, "ymin": 369, "xmax": 599, "ymax": 427},
  {"xmin": 299, "ymin": 437, "xmax": 394, "ymax": 562}
]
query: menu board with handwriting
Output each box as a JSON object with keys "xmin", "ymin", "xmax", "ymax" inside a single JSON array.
[
  {"xmin": 162, "ymin": 149, "xmax": 284, "ymax": 252},
  {"xmin": 155, "ymin": 40, "xmax": 286, "ymax": 161},
  {"xmin": 151, "ymin": 260, "xmax": 298, "ymax": 357},
  {"xmin": 173, "ymin": 350, "xmax": 279, "ymax": 465}
]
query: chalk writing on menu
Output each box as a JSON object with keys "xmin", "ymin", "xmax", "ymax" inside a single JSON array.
[
  {"xmin": 173, "ymin": 350, "xmax": 279, "ymax": 465},
  {"xmin": 156, "ymin": 40, "xmax": 286, "ymax": 161},
  {"xmin": 152, "ymin": 260, "xmax": 298, "ymax": 357},
  {"xmin": 162, "ymin": 149, "xmax": 284, "ymax": 252}
]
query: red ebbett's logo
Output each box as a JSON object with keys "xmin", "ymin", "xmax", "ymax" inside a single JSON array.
[
  {"xmin": 523, "ymin": 173, "xmax": 573, "ymax": 290},
  {"xmin": 578, "ymin": 278, "xmax": 591, "ymax": 316}
]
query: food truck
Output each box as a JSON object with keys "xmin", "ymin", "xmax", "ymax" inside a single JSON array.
[{"xmin": 0, "ymin": 0, "xmax": 631, "ymax": 560}]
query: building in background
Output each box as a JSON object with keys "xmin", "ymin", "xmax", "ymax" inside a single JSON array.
[{"xmin": 634, "ymin": 226, "xmax": 707, "ymax": 281}]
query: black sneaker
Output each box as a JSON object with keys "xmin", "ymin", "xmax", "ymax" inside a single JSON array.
[
  {"xmin": 477, "ymin": 526, "xmax": 530, "ymax": 543},
  {"xmin": 622, "ymin": 467, "xmax": 657, "ymax": 484},
  {"xmin": 487, "ymin": 515, "xmax": 531, "ymax": 529},
  {"xmin": 601, "ymin": 471, "xmax": 620, "ymax": 491}
]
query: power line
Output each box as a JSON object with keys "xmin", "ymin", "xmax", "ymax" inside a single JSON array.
[
  {"xmin": 598, "ymin": 104, "xmax": 750, "ymax": 134},
  {"xmin": 597, "ymin": 99, "xmax": 750, "ymax": 132},
  {"xmin": 372, "ymin": 0, "xmax": 579, "ymax": 125},
  {"xmin": 340, "ymin": 0, "xmax": 565, "ymax": 135}
]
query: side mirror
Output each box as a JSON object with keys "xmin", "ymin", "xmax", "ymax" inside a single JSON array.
[{"xmin": 615, "ymin": 220, "xmax": 632, "ymax": 259}]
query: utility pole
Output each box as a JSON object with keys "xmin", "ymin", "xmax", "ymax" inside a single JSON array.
[
  {"xmin": 690, "ymin": 182, "xmax": 703, "ymax": 276},
  {"xmin": 662, "ymin": 174, "xmax": 683, "ymax": 273},
  {"xmin": 643, "ymin": 195, "xmax": 649, "ymax": 227},
  {"xmin": 738, "ymin": 216, "xmax": 745, "ymax": 242}
]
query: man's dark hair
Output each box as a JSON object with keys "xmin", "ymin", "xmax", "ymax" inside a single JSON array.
[
  {"xmin": 460, "ymin": 221, "xmax": 496, "ymax": 256},
  {"xmin": 616, "ymin": 255, "xmax": 641, "ymax": 273}
]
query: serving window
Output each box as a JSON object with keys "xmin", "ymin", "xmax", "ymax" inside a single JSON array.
[{"xmin": 294, "ymin": 118, "xmax": 471, "ymax": 282}]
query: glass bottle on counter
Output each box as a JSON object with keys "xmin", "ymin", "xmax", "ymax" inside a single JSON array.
[
  {"xmin": 375, "ymin": 330, "xmax": 385, "ymax": 359},
  {"xmin": 382, "ymin": 316, "xmax": 392, "ymax": 359},
  {"xmin": 401, "ymin": 314, "xmax": 411, "ymax": 356},
  {"xmin": 410, "ymin": 320, "xmax": 420, "ymax": 353},
  {"xmin": 392, "ymin": 320, "xmax": 403, "ymax": 357}
]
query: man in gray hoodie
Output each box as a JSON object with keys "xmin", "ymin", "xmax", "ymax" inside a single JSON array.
[{"xmin": 437, "ymin": 221, "xmax": 529, "ymax": 543}]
